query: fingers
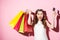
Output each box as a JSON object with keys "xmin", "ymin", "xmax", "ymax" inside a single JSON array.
[
  {"xmin": 25, "ymin": 9, "xmax": 32, "ymax": 14},
  {"xmin": 53, "ymin": 7, "xmax": 55, "ymax": 11},
  {"xmin": 52, "ymin": 7, "xmax": 58, "ymax": 17}
]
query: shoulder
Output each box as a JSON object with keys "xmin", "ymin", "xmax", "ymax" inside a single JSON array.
[{"xmin": 34, "ymin": 23, "xmax": 38, "ymax": 27}]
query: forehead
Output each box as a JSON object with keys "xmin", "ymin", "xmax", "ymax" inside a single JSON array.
[{"xmin": 37, "ymin": 11, "xmax": 43, "ymax": 14}]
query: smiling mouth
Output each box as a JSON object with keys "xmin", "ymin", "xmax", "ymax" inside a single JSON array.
[{"xmin": 39, "ymin": 17, "xmax": 43, "ymax": 20}]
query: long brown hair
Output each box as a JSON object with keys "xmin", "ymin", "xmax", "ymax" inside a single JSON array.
[{"xmin": 34, "ymin": 9, "xmax": 48, "ymax": 28}]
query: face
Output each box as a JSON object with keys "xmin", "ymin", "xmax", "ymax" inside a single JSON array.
[{"xmin": 37, "ymin": 11, "xmax": 43, "ymax": 21}]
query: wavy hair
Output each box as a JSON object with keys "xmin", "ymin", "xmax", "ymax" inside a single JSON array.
[{"xmin": 34, "ymin": 9, "xmax": 48, "ymax": 28}]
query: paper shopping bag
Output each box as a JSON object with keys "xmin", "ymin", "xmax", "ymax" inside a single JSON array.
[
  {"xmin": 24, "ymin": 14, "xmax": 28, "ymax": 32},
  {"xmin": 14, "ymin": 14, "xmax": 24, "ymax": 31},
  {"xmin": 18, "ymin": 15, "xmax": 24, "ymax": 33},
  {"xmin": 9, "ymin": 11, "xmax": 24, "ymax": 28},
  {"xmin": 24, "ymin": 14, "xmax": 33, "ymax": 32}
]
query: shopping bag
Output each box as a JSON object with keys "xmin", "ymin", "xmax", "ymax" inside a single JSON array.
[
  {"xmin": 24, "ymin": 14, "xmax": 28, "ymax": 32},
  {"xmin": 18, "ymin": 15, "xmax": 25, "ymax": 33},
  {"xmin": 9, "ymin": 11, "xmax": 24, "ymax": 28},
  {"xmin": 14, "ymin": 14, "xmax": 24, "ymax": 31},
  {"xmin": 24, "ymin": 14, "xmax": 33, "ymax": 32},
  {"xmin": 18, "ymin": 13, "xmax": 33, "ymax": 33}
]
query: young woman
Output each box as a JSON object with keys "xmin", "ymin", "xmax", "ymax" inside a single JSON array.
[{"xmin": 28, "ymin": 9, "xmax": 56, "ymax": 40}]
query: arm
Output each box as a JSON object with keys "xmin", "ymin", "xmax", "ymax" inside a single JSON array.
[
  {"xmin": 28, "ymin": 14, "xmax": 33, "ymax": 25},
  {"xmin": 25, "ymin": 9, "xmax": 33, "ymax": 25},
  {"xmin": 46, "ymin": 8, "xmax": 57, "ymax": 29},
  {"xmin": 46, "ymin": 20, "xmax": 54, "ymax": 29}
]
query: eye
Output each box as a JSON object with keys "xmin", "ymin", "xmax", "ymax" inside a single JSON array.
[{"xmin": 41, "ymin": 13, "xmax": 43, "ymax": 15}]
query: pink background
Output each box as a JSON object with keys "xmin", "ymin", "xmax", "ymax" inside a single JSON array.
[{"xmin": 0, "ymin": 0, "xmax": 60, "ymax": 40}]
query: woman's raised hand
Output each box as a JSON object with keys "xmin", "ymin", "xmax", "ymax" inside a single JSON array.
[{"xmin": 52, "ymin": 8, "xmax": 57, "ymax": 17}]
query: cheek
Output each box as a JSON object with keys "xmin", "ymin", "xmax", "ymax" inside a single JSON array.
[
  {"xmin": 41, "ymin": 15, "xmax": 43, "ymax": 18},
  {"xmin": 37, "ymin": 15, "xmax": 39, "ymax": 19}
]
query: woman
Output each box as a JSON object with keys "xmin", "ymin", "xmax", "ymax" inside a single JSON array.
[{"xmin": 28, "ymin": 9, "xmax": 56, "ymax": 40}]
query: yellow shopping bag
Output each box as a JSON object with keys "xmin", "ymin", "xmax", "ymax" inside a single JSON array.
[{"xmin": 9, "ymin": 11, "xmax": 24, "ymax": 28}]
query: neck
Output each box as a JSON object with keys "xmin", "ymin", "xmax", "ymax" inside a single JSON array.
[{"xmin": 38, "ymin": 19, "xmax": 42, "ymax": 21}]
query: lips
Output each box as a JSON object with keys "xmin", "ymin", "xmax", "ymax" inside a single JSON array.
[{"xmin": 39, "ymin": 16, "xmax": 42, "ymax": 18}]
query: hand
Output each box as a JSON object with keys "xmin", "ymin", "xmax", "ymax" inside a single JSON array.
[
  {"xmin": 25, "ymin": 9, "xmax": 32, "ymax": 14},
  {"xmin": 53, "ymin": 11, "xmax": 57, "ymax": 17},
  {"xmin": 52, "ymin": 8, "xmax": 57, "ymax": 17}
]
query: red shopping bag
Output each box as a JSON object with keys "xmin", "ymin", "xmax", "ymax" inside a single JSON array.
[
  {"xmin": 14, "ymin": 14, "xmax": 24, "ymax": 31},
  {"xmin": 24, "ymin": 13, "xmax": 33, "ymax": 33},
  {"xmin": 24, "ymin": 13, "xmax": 28, "ymax": 32}
]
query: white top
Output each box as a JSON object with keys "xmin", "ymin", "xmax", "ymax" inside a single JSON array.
[{"xmin": 34, "ymin": 20, "xmax": 48, "ymax": 40}]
